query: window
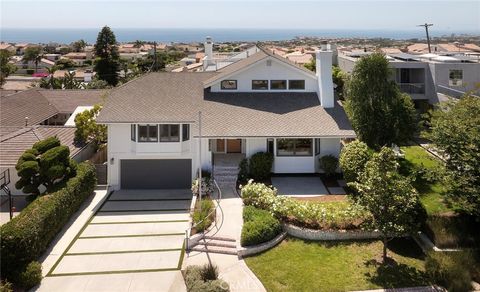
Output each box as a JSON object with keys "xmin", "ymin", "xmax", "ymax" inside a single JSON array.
[
  {"xmin": 449, "ymin": 69, "xmax": 463, "ymax": 86},
  {"xmin": 160, "ymin": 124, "xmax": 180, "ymax": 142},
  {"xmin": 270, "ymin": 80, "xmax": 287, "ymax": 90},
  {"xmin": 131, "ymin": 124, "xmax": 136, "ymax": 141},
  {"xmin": 277, "ymin": 139, "xmax": 313, "ymax": 156},
  {"xmin": 289, "ymin": 80, "xmax": 305, "ymax": 90},
  {"xmin": 315, "ymin": 139, "xmax": 320, "ymax": 155},
  {"xmin": 267, "ymin": 138, "xmax": 274, "ymax": 154},
  {"xmin": 182, "ymin": 124, "xmax": 190, "ymax": 141},
  {"xmin": 138, "ymin": 125, "xmax": 158, "ymax": 142},
  {"xmin": 252, "ymin": 80, "xmax": 268, "ymax": 90},
  {"xmin": 221, "ymin": 80, "xmax": 237, "ymax": 90}
]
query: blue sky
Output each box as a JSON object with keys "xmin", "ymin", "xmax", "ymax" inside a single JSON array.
[{"xmin": 1, "ymin": 0, "xmax": 478, "ymax": 31}]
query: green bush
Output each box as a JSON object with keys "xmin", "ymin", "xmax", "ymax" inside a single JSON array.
[
  {"xmin": 18, "ymin": 261, "xmax": 42, "ymax": 290},
  {"xmin": 241, "ymin": 206, "xmax": 282, "ymax": 246},
  {"xmin": 185, "ymin": 265, "xmax": 229, "ymax": 292},
  {"xmin": 339, "ymin": 140, "xmax": 372, "ymax": 182},
  {"xmin": 0, "ymin": 162, "xmax": 96, "ymax": 282},
  {"xmin": 319, "ymin": 155, "xmax": 338, "ymax": 176},
  {"xmin": 0, "ymin": 280, "xmax": 13, "ymax": 292},
  {"xmin": 424, "ymin": 215, "xmax": 479, "ymax": 249},
  {"xmin": 237, "ymin": 158, "xmax": 249, "ymax": 185},
  {"xmin": 200, "ymin": 263, "xmax": 219, "ymax": 281},
  {"xmin": 192, "ymin": 198, "xmax": 215, "ymax": 233},
  {"xmin": 26, "ymin": 69, "xmax": 34, "ymax": 74},
  {"xmin": 425, "ymin": 251, "xmax": 472, "ymax": 292},
  {"xmin": 249, "ymin": 152, "xmax": 273, "ymax": 181}
]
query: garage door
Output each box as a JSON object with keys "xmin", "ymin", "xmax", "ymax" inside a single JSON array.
[{"xmin": 120, "ymin": 159, "xmax": 192, "ymax": 189}]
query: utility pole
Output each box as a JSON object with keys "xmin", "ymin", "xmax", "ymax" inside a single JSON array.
[
  {"xmin": 417, "ymin": 23, "xmax": 433, "ymax": 53},
  {"xmin": 198, "ymin": 111, "xmax": 202, "ymax": 212}
]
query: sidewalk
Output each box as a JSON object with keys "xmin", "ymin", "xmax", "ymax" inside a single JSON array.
[{"xmin": 184, "ymin": 184, "xmax": 266, "ymax": 292}]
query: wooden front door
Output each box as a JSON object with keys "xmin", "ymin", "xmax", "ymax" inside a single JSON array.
[
  {"xmin": 227, "ymin": 139, "xmax": 242, "ymax": 153},
  {"xmin": 216, "ymin": 139, "xmax": 225, "ymax": 152}
]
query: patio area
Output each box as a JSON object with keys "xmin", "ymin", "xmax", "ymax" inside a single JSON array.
[{"xmin": 271, "ymin": 176, "xmax": 346, "ymax": 197}]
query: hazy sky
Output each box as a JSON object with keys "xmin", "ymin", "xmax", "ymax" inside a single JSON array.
[{"xmin": 1, "ymin": 0, "xmax": 479, "ymax": 31}]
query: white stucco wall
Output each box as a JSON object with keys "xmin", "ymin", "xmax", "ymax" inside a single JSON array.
[
  {"xmin": 210, "ymin": 57, "xmax": 317, "ymax": 92},
  {"xmin": 245, "ymin": 138, "xmax": 267, "ymax": 157}
]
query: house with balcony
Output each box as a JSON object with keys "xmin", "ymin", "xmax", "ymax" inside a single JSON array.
[
  {"xmin": 97, "ymin": 43, "xmax": 355, "ymax": 190},
  {"xmin": 338, "ymin": 51, "xmax": 480, "ymax": 105}
]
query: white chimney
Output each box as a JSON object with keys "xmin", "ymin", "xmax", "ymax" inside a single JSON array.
[
  {"xmin": 316, "ymin": 42, "xmax": 334, "ymax": 108},
  {"xmin": 204, "ymin": 36, "xmax": 213, "ymax": 65}
]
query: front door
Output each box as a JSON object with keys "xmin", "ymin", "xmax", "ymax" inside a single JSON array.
[
  {"xmin": 227, "ymin": 139, "xmax": 242, "ymax": 153},
  {"xmin": 216, "ymin": 139, "xmax": 225, "ymax": 152}
]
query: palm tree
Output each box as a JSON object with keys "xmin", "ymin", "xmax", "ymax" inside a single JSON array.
[
  {"xmin": 43, "ymin": 66, "xmax": 61, "ymax": 89},
  {"xmin": 23, "ymin": 46, "xmax": 43, "ymax": 73},
  {"xmin": 62, "ymin": 71, "xmax": 83, "ymax": 89}
]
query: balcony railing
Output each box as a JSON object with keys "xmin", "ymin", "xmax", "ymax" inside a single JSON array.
[{"xmin": 398, "ymin": 83, "xmax": 425, "ymax": 94}]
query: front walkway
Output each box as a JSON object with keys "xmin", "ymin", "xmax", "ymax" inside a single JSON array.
[
  {"xmin": 184, "ymin": 184, "xmax": 266, "ymax": 292},
  {"xmin": 37, "ymin": 189, "xmax": 190, "ymax": 292}
]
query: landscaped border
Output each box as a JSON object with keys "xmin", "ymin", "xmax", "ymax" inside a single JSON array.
[
  {"xmin": 239, "ymin": 231, "xmax": 287, "ymax": 257},
  {"xmin": 283, "ymin": 223, "xmax": 382, "ymax": 241}
]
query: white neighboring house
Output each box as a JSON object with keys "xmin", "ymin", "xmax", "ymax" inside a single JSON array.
[{"xmin": 97, "ymin": 44, "xmax": 355, "ymax": 191}]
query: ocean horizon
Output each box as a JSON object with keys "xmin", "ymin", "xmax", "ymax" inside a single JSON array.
[{"xmin": 1, "ymin": 28, "xmax": 478, "ymax": 44}]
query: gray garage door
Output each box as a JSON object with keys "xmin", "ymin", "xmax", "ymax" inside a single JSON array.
[{"xmin": 120, "ymin": 159, "xmax": 192, "ymax": 189}]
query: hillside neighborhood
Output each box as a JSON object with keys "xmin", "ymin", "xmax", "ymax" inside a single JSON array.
[{"xmin": 1, "ymin": 23, "xmax": 480, "ymax": 292}]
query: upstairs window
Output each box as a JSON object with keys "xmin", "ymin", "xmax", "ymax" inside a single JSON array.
[
  {"xmin": 289, "ymin": 80, "xmax": 305, "ymax": 90},
  {"xmin": 131, "ymin": 124, "xmax": 136, "ymax": 141},
  {"xmin": 160, "ymin": 124, "xmax": 180, "ymax": 142},
  {"xmin": 271, "ymin": 80, "xmax": 287, "ymax": 90},
  {"xmin": 138, "ymin": 125, "xmax": 158, "ymax": 142},
  {"xmin": 182, "ymin": 124, "xmax": 190, "ymax": 141},
  {"xmin": 221, "ymin": 80, "xmax": 237, "ymax": 90},
  {"xmin": 449, "ymin": 70, "xmax": 463, "ymax": 86},
  {"xmin": 252, "ymin": 80, "xmax": 268, "ymax": 90}
]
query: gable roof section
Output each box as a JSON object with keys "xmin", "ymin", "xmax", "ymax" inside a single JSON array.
[
  {"xmin": 39, "ymin": 89, "xmax": 106, "ymax": 113},
  {"xmin": 202, "ymin": 47, "xmax": 316, "ymax": 87}
]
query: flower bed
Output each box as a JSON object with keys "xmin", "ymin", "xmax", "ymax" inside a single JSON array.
[{"xmin": 241, "ymin": 180, "xmax": 371, "ymax": 230}]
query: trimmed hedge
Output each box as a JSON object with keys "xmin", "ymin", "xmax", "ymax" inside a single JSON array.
[
  {"xmin": 18, "ymin": 261, "xmax": 42, "ymax": 290},
  {"xmin": 0, "ymin": 162, "xmax": 96, "ymax": 282},
  {"xmin": 185, "ymin": 265, "xmax": 229, "ymax": 292},
  {"xmin": 248, "ymin": 152, "xmax": 273, "ymax": 181},
  {"xmin": 241, "ymin": 206, "xmax": 282, "ymax": 247}
]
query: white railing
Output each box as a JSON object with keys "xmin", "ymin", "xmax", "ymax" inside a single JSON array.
[{"xmin": 398, "ymin": 83, "xmax": 425, "ymax": 94}]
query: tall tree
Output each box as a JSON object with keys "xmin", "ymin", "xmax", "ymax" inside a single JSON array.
[
  {"xmin": 425, "ymin": 95, "xmax": 480, "ymax": 217},
  {"xmin": 344, "ymin": 53, "xmax": 417, "ymax": 149},
  {"xmin": 71, "ymin": 39, "xmax": 87, "ymax": 52},
  {"xmin": 94, "ymin": 26, "xmax": 120, "ymax": 85},
  {"xmin": 23, "ymin": 46, "xmax": 43, "ymax": 73},
  {"xmin": 349, "ymin": 147, "xmax": 425, "ymax": 262},
  {"xmin": 74, "ymin": 104, "xmax": 107, "ymax": 150},
  {"xmin": 62, "ymin": 71, "xmax": 83, "ymax": 89},
  {"xmin": 0, "ymin": 49, "xmax": 16, "ymax": 88}
]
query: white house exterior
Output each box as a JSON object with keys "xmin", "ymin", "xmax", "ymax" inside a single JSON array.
[{"xmin": 97, "ymin": 45, "xmax": 355, "ymax": 191}]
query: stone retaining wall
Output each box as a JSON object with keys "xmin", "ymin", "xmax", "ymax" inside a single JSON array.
[
  {"xmin": 283, "ymin": 223, "xmax": 382, "ymax": 241},
  {"xmin": 238, "ymin": 232, "xmax": 287, "ymax": 257}
]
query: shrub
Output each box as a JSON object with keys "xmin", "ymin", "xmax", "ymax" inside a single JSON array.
[
  {"xmin": 200, "ymin": 263, "xmax": 219, "ymax": 281},
  {"xmin": 18, "ymin": 261, "xmax": 42, "ymax": 290},
  {"xmin": 192, "ymin": 169, "xmax": 214, "ymax": 196},
  {"xmin": 339, "ymin": 140, "xmax": 372, "ymax": 182},
  {"xmin": 424, "ymin": 215, "xmax": 479, "ymax": 249},
  {"xmin": 237, "ymin": 158, "xmax": 249, "ymax": 185},
  {"xmin": 248, "ymin": 152, "xmax": 273, "ymax": 181},
  {"xmin": 241, "ymin": 206, "xmax": 282, "ymax": 246},
  {"xmin": 0, "ymin": 281, "xmax": 13, "ymax": 292},
  {"xmin": 26, "ymin": 69, "xmax": 34, "ymax": 74},
  {"xmin": 425, "ymin": 251, "xmax": 472, "ymax": 292},
  {"xmin": 319, "ymin": 155, "xmax": 338, "ymax": 176},
  {"xmin": 192, "ymin": 198, "xmax": 215, "ymax": 233},
  {"xmin": 185, "ymin": 265, "xmax": 229, "ymax": 292},
  {"xmin": 0, "ymin": 162, "xmax": 96, "ymax": 282}
]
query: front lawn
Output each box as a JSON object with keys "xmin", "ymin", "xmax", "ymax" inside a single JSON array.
[
  {"xmin": 399, "ymin": 145, "xmax": 450, "ymax": 215},
  {"xmin": 245, "ymin": 237, "xmax": 428, "ymax": 292}
]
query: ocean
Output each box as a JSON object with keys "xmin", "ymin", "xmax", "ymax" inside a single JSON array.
[{"xmin": 0, "ymin": 28, "xmax": 476, "ymax": 44}]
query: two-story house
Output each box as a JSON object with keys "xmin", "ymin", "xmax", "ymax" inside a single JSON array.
[{"xmin": 97, "ymin": 44, "xmax": 355, "ymax": 190}]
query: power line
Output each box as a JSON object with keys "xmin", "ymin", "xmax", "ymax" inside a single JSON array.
[{"xmin": 417, "ymin": 23, "xmax": 433, "ymax": 53}]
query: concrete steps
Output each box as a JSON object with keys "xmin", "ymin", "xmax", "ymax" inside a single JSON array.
[
  {"xmin": 189, "ymin": 235, "xmax": 238, "ymax": 256},
  {"xmin": 213, "ymin": 166, "xmax": 239, "ymax": 185}
]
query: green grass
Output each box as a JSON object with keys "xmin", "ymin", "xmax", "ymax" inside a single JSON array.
[
  {"xmin": 400, "ymin": 146, "xmax": 451, "ymax": 215},
  {"xmin": 245, "ymin": 237, "xmax": 428, "ymax": 292}
]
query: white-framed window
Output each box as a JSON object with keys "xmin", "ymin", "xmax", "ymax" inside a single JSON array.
[
  {"xmin": 276, "ymin": 138, "xmax": 313, "ymax": 156},
  {"xmin": 221, "ymin": 80, "xmax": 237, "ymax": 90},
  {"xmin": 160, "ymin": 124, "xmax": 180, "ymax": 142},
  {"xmin": 289, "ymin": 80, "xmax": 305, "ymax": 90},
  {"xmin": 252, "ymin": 80, "xmax": 268, "ymax": 90},
  {"xmin": 182, "ymin": 124, "xmax": 190, "ymax": 141},
  {"xmin": 270, "ymin": 80, "xmax": 287, "ymax": 90},
  {"xmin": 138, "ymin": 124, "xmax": 158, "ymax": 142},
  {"xmin": 131, "ymin": 124, "xmax": 136, "ymax": 141},
  {"xmin": 449, "ymin": 69, "xmax": 463, "ymax": 86}
]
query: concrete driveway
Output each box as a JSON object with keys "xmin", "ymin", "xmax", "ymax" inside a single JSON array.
[
  {"xmin": 41, "ymin": 189, "xmax": 191, "ymax": 291},
  {"xmin": 272, "ymin": 176, "xmax": 328, "ymax": 197}
]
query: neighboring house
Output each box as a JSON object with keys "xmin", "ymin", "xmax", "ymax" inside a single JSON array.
[
  {"xmin": 0, "ymin": 43, "xmax": 16, "ymax": 53},
  {"xmin": 284, "ymin": 51, "xmax": 314, "ymax": 65},
  {"xmin": 14, "ymin": 57, "xmax": 55, "ymax": 74},
  {"xmin": 43, "ymin": 53, "xmax": 62, "ymax": 61},
  {"xmin": 0, "ymin": 126, "xmax": 95, "ymax": 196},
  {"xmin": 53, "ymin": 69, "xmax": 95, "ymax": 82},
  {"xmin": 62, "ymin": 52, "xmax": 93, "ymax": 65},
  {"xmin": 202, "ymin": 38, "xmax": 261, "ymax": 71},
  {"xmin": 14, "ymin": 43, "xmax": 31, "ymax": 55},
  {"xmin": 338, "ymin": 51, "xmax": 480, "ymax": 103},
  {"xmin": 97, "ymin": 44, "xmax": 355, "ymax": 190}
]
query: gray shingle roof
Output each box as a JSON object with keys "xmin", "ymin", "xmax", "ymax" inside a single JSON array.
[
  {"xmin": 39, "ymin": 89, "xmax": 106, "ymax": 113},
  {"xmin": 97, "ymin": 72, "xmax": 355, "ymax": 138}
]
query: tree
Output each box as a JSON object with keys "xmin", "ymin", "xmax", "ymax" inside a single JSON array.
[
  {"xmin": 74, "ymin": 104, "xmax": 107, "ymax": 150},
  {"xmin": 304, "ymin": 57, "xmax": 316, "ymax": 72},
  {"xmin": 15, "ymin": 137, "xmax": 76, "ymax": 198},
  {"xmin": 23, "ymin": 46, "xmax": 43, "ymax": 73},
  {"xmin": 424, "ymin": 95, "xmax": 480, "ymax": 217},
  {"xmin": 71, "ymin": 39, "xmax": 87, "ymax": 52},
  {"xmin": 55, "ymin": 58, "xmax": 76, "ymax": 69},
  {"xmin": 344, "ymin": 53, "xmax": 417, "ymax": 149},
  {"xmin": 84, "ymin": 77, "xmax": 110, "ymax": 89},
  {"xmin": 94, "ymin": 26, "xmax": 120, "ymax": 85},
  {"xmin": 348, "ymin": 147, "xmax": 425, "ymax": 263},
  {"xmin": 133, "ymin": 40, "xmax": 145, "ymax": 49},
  {"xmin": 62, "ymin": 71, "xmax": 83, "ymax": 89},
  {"xmin": 332, "ymin": 65, "xmax": 346, "ymax": 99},
  {"xmin": 339, "ymin": 140, "xmax": 372, "ymax": 183},
  {"xmin": 40, "ymin": 66, "xmax": 62, "ymax": 89},
  {"xmin": 0, "ymin": 49, "xmax": 16, "ymax": 88}
]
